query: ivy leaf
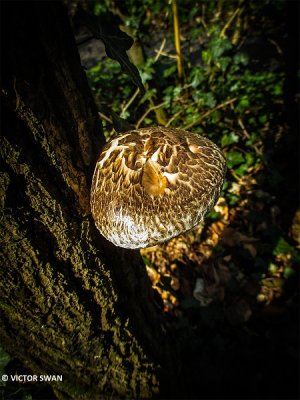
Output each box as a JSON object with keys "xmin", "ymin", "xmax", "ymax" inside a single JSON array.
[
  {"xmin": 201, "ymin": 50, "xmax": 211, "ymax": 64},
  {"xmin": 221, "ymin": 132, "xmax": 239, "ymax": 147},
  {"xmin": 245, "ymin": 152, "xmax": 255, "ymax": 166},
  {"xmin": 75, "ymin": 9, "xmax": 145, "ymax": 94},
  {"xmin": 235, "ymin": 163, "xmax": 248, "ymax": 177},
  {"xmin": 279, "ymin": 238, "xmax": 298, "ymax": 257},
  {"xmin": 236, "ymin": 95, "xmax": 250, "ymax": 111},
  {"xmin": 209, "ymin": 36, "xmax": 232, "ymax": 59},
  {"xmin": 273, "ymin": 237, "xmax": 300, "ymax": 262},
  {"xmin": 226, "ymin": 151, "xmax": 245, "ymax": 168},
  {"xmin": 189, "ymin": 68, "xmax": 205, "ymax": 88}
]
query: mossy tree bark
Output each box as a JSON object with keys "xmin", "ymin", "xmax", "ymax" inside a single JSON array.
[{"xmin": 0, "ymin": 2, "xmax": 177, "ymax": 398}]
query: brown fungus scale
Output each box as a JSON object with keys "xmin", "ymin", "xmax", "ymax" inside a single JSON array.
[{"xmin": 91, "ymin": 127, "xmax": 226, "ymax": 249}]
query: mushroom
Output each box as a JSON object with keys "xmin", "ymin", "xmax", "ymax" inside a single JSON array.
[{"xmin": 91, "ymin": 127, "xmax": 226, "ymax": 249}]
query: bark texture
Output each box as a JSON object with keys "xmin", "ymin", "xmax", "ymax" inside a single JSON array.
[{"xmin": 0, "ymin": 2, "xmax": 176, "ymax": 398}]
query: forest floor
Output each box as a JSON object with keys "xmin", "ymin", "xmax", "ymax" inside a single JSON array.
[{"xmin": 141, "ymin": 195, "xmax": 299, "ymax": 398}]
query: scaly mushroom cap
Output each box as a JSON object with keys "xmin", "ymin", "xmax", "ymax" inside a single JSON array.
[{"xmin": 91, "ymin": 127, "xmax": 226, "ymax": 249}]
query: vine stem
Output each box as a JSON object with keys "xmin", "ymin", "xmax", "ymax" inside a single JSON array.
[{"xmin": 172, "ymin": 0, "xmax": 183, "ymax": 81}]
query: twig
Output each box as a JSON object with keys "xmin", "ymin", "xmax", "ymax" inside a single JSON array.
[
  {"xmin": 98, "ymin": 112, "xmax": 112, "ymax": 124},
  {"xmin": 154, "ymin": 38, "xmax": 167, "ymax": 62},
  {"xmin": 183, "ymin": 97, "xmax": 238, "ymax": 130},
  {"xmin": 268, "ymin": 38, "xmax": 283, "ymax": 55},
  {"xmin": 120, "ymin": 38, "xmax": 166, "ymax": 118},
  {"xmin": 155, "ymin": 51, "xmax": 178, "ymax": 60},
  {"xmin": 121, "ymin": 88, "xmax": 140, "ymax": 115},
  {"xmin": 201, "ymin": 4, "xmax": 208, "ymax": 32},
  {"xmin": 136, "ymin": 102, "xmax": 167, "ymax": 129},
  {"xmin": 165, "ymin": 110, "xmax": 184, "ymax": 127},
  {"xmin": 237, "ymin": 117, "xmax": 250, "ymax": 139},
  {"xmin": 220, "ymin": 8, "xmax": 241, "ymax": 39}
]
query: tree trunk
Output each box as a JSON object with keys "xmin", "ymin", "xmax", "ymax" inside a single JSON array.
[{"xmin": 0, "ymin": 2, "xmax": 177, "ymax": 398}]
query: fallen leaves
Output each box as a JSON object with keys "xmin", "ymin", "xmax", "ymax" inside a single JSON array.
[
  {"xmin": 257, "ymin": 277, "xmax": 284, "ymax": 305},
  {"xmin": 141, "ymin": 177, "xmax": 298, "ymax": 324}
]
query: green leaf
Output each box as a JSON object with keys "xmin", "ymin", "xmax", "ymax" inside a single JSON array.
[
  {"xmin": 245, "ymin": 152, "xmax": 255, "ymax": 166},
  {"xmin": 235, "ymin": 163, "xmax": 248, "ymax": 177},
  {"xmin": 273, "ymin": 237, "xmax": 300, "ymax": 264},
  {"xmin": 268, "ymin": 263, "xmax": 278, "ymax": 274},
  {"xmin": 236, "ymin": 95, "xmax": 250, "ymax": 111},
  {"xmin": 190, "ymin": 68, "xmax": 205, "ymax": 88},
  {"xmin": 218, "ymin": 56, "xmax": 231, "ymax": 71},
  {"xmin": 228, "ymin": 193, "xmax": 239, "ymax": 206},
  {"xmin": 233, "ymin": 52, "xmax": 249, "ymax": 66},
  {"xmin": 173, "ymin": 86, "xmax": 182, "ymax": 97},
  {"xmin": 283, "ymin": 267, "xmax": 295, "ymax": 279},
  {"xmin": 209, "ymin": 36, "xmax": 232, "ymax": 59},
  {"xmin": 140, "ymin": 88, "xmax": 156, "ymax": 104},
  {"xmin": 246, "ymin": 132, "xmax": 260, "ymax": 146},
  {"xmin": 163, "ymin": 64, "xmax": 177, "ymax": 78},
  {"xmin": 207, "ymin": 210, "xmax": 221, "ymax": 220},
  {"xmin": 186, "ymin": 112, "xmax": 201, "ymax": 125},
  {"xmin": 226, "ymin": 151, "xmax": 245, "ymax": 168},
  {"xmin": 273, "ymin": 238, "xmax": 295, "ymax": 257},
  {"xmin": 140, "ymin": 68, "xmax": 154, "ymax": 83},
  {"xmin": 75, "ymin": 9, "xmax": 145, "ymax": 94},
  {"xmin": 221, "ymin": 132, "xmax": 239, "ymax": 146},
  {"xmin": 202, "ymin": 92, "xmax": 216, "ymax": 108},
  {"xmin": 201, "ymin": 50, "xmax": 211, "ymax": 64},
  {"xmin": 273, "ymin": 83, "xmax": 282, "ymax": 96},
  {"xmin": 211, "ymin": 110, "xmax": 221, "ymax": 123},
  {"xmin": 258, "ymin": 114, "xmax": 267, "ymax": 124}
]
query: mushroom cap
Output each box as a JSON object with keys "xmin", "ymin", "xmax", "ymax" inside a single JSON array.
[{"xmin": 91, "ymin": 127, "xmax": 226, "ymax": 249}]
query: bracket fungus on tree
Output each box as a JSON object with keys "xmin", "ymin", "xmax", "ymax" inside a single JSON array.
[{"xmin": 91, "ymin": 127, "xmax": 226, "ymax": 249}]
